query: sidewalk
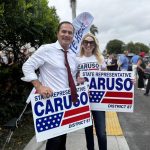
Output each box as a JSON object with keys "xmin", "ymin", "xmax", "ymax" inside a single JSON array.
[
  {"xmin": 24, "ymin": 130, "xmax": 129, "ymax": 150},
  {"xmin": 24, "ymin": 112, "xmax": 130, "ymax": 150}
]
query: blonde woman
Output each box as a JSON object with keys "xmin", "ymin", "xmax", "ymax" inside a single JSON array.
[{"xmin": 77, "ymin": 33, "xmax": 107, "ymax": 150}]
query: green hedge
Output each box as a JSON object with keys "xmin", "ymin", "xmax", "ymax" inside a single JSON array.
[{"xmin": 0, "ymin": 64, "xmax": 32, "ymax": 125}]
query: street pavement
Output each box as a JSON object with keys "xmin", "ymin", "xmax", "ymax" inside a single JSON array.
[
  {"xmin": 24, "ymin": 130, "xmax": 129, "ymax": 150},
  {"xmin": 118, "ymin": 87, "xmax": 150, "ymax": 150},
  {"xmin": 24, "ymin": 112, "xmax": 130, "ymax": 150}
]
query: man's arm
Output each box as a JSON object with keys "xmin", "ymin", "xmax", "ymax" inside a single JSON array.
[{"xmin": 22, "ymin": 45, "xmax": 53, "ymax": 98}]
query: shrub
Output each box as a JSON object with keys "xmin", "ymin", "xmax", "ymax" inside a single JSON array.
[{"xmin": 0, "ymin": 64, "xmax": 32, "ymax": 125}]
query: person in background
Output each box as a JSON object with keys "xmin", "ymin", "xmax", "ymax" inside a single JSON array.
[
  {"xmin": 106, "ymin": 54, "xmax": 112, "ymax": 70},
  {"xmin": 137, "ymin": 52, "xmax": 146, "ymax": 90},
  {"xmin": 21, "ymin": 21, "xmax": 78, "ymax": 150},
  {"xmin": 144, "ymin": 62, "xmax": 150, "ymax": 96},
  {"xmin": 131, "ymin": 52, "xmax": 140, "ymax": 80},
  {"xmin": 77, "ymin": 33, "xmax": 107, "ymax": 150},
  {"xmin": 108, "ymin": 54, "xmax": 118, "ymax": 71},
  {"xmin": 117, "ymin": 50, "xmax": 129, "ymax": 71}
]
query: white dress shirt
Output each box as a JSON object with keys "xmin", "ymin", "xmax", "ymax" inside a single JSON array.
[{"xmin": 21, "ymin": 41, "xmax": 78, "ymax": 91}]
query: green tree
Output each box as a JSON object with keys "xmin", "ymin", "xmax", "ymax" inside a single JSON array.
[
  {"xmin": 134, "ymin": 42, "xmax": 150, "ymax": 54},
  {"xmin": 0, "ymin": 0, "xmax": 60, "ymax": 123},
  {"xmin": 125, "ymin": 41, "xmax": 150, "ymax": 54},
  {"xmin": 0, "ymin": 0, "xmax": 60, "ymax": 62},
  {"xmin": 90, "ymin": 24, "xmax": 98, "ymax": 35},
  {"xmin": 106, "ymin": 39, "xmax": 124, "ymax": 54},
  {"xmin": 126, "ymin": 42, "xmax": 136, "ymax": 53}
]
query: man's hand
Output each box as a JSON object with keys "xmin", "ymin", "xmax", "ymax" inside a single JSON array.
[
  {"xmin": 36, "ymin": 85, "xmax": 53, "ymax": 98},
  {"xmin": 32, "ymin": 80, "xmax": 53, "ymax": 98}
]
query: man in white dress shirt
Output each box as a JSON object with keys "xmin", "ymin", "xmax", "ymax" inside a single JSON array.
[{"xmin": 22, "ymin": 21, "xmax": 78, "ymax": 150}]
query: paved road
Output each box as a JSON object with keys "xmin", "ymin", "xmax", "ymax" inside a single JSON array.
[{"xmin": 118, "ymin": 88, "xmax": 150, "ymax": 150}]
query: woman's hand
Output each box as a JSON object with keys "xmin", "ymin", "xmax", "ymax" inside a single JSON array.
[{"xmin": 76, "ymin": 77, "xmax": 85, "ymax": 85}]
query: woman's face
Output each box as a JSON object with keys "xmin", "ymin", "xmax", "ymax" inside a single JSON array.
[{"xmin": 82, "ymin": 36, "xmax": 95, "ymax": 56}]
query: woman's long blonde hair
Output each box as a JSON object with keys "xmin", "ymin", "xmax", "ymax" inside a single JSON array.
[{"xmin": 80, "ymin": 33, "xmax": 103, "ymax": 65}]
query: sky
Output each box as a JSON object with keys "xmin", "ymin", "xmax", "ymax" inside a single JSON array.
[{"xmin": 48, "ymin": 0, "xmax": 150, "ymax": 51}]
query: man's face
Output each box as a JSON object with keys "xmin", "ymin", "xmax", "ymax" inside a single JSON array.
[{"xmin": 57, "ymin": 23, "xmax": 74, "ymax": 50}]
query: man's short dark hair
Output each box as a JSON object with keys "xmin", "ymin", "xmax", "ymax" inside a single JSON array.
[{"xmin": 57, "ymin": 21, "xmax": 75, "ymax": 33}]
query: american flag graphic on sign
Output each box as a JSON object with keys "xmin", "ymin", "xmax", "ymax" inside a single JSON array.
[
  {"xmin": 89, "ymin": 91, "xmax": 133, "ymax": 105},
  {"xmin": 36, "ymin": 105, "xmax": 90, "ymax": 133}
]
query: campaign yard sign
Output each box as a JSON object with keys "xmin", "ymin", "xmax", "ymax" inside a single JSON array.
[
  {"xmin": 80, "ymin": 70, "xmax": 134, "ymax": 112},
  {"xmin": 30, "ymin": 85, "xmax": 92, "ymax": 142}
]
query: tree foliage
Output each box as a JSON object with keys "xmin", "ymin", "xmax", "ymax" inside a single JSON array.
[
  {"xmin": 0, "ymin": 0, "xmax": 60, "ymax": 124},
  {"xmin": 126, "ymin": 42, "xmax": 136, "ymax": 53},
  {"xmin": 134, "ymin": 42, "xmax": 150, "ymax": 53},
  {"xmin": 90, "ymin": 24, "xmax": 98, "ymax": 35},
  {"xmin": 123, "ymin": 41, "xmax": 149, "ymax": 54},
  {"xmin": 0, "ymin": 0, "xmax": 60, "ymax": 61},
  {"xmin": 0, "ymin": 64, "xmax": 33, "ymax": 124},
  {"xmin": 106, "ymin": 39, "xmax": 124, "ymax": 54},
  {"xmin": 106, "ymin": 39, "xmax": 150, "ymax": 54}
]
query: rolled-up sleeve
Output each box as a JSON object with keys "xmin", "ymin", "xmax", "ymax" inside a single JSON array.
[{"xmin": 21, "ymin": 45, "xmax": 46, "ymax": 82}]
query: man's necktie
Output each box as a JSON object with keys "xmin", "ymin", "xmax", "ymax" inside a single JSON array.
[{"xmin": 64, "ymin": 50, "xmax": 78, "ymax": 103}]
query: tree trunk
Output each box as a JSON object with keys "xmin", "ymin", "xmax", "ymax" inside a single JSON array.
[{"xmin": 70, "ymin": 0, "xmax": 76, "ymax": 20}]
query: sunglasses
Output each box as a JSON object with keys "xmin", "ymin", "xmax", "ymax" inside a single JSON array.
[{"xmin": 82, "ymin": 40, "xmax": 95, "ymax": 46}]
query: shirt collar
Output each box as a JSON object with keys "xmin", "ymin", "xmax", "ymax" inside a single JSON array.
[{"xmin": 55, "ymin": 40, "xmax": 70, "ymax": 52}]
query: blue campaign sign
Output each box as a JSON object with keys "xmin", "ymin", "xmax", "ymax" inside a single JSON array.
[
  {"xmin": 80, "ymin": 71, "xmax": 134, "ymax": 112},
  {"xmin": 30, "ymin": 85, "xmax": 92, "ymax": 142}
]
